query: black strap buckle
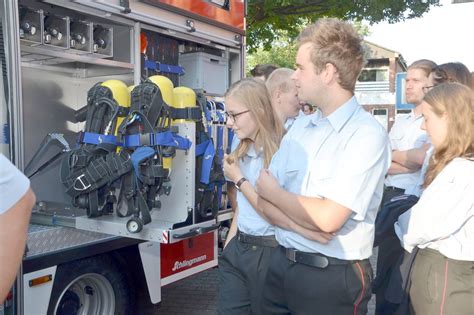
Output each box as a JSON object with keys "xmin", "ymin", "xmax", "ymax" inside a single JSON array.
[
  {"xmin": 171, "ymin": 107, "xmax": 202, "ymax": 121},
  {"xmin": 286, "ymin": 248, "xmax": 329, "ymax": 269},
  {"xmin": 73, "ymin": 174, "xmax": 92, "ymax": 191},
  {"xmin": 76, "ymin": 131, "xmax": 85, "ymax": 144},
  {"xmin": 140, "ymin": 133, "xmax": 153, "ymax": 146}
]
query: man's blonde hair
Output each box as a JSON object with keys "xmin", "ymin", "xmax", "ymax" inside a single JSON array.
[
  {"xmin": 266, "ymin": 68, "xmax": 295, "ymax": 98},
  {"xmin": 297, "ymin": 18, "xmax": 365, "ymax": 91},
  {"xmin": 408, "ymin": 59, "xmax": 436, "ymax": 77}
]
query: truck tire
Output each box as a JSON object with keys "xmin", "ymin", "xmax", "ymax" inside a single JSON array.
[{"xmin": 47, "ymin": 254, "xmax": 134, "ymax": 315}]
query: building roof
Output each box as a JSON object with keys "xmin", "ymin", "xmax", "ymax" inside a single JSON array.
[{"xmin": 363, "ymin": 40, "xmax": 408, "ymax": 70}]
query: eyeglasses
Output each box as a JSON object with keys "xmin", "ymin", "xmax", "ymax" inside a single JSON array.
[
  {"xmin": 422, "ymin": 85, "xmax": 435, "ymax": 93},
  {"xmin": 225, "ymin": 109, "xmax": 250, "ymax": 121}
]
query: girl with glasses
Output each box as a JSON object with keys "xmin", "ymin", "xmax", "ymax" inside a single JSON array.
[{"xmin": 217, "ymin": 78, "xmax": 282, "ymax": 314}]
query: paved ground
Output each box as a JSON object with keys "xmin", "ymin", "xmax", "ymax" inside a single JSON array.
[
  {"xmin": 148, "ymin": 248, "xmax": 379, "ymax": 314},
  {"xmin": 158, "ymin": 268, "xmax": 219, "ymax": 314}
]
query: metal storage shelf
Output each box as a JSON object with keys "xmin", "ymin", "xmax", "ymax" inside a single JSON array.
[
  {"xmin": 76, "ymin": 214, "xmax": 218, "ymax": 244},
  {"xmin": 21, "ymin": 45, "xmax": 133, "ymax": 69}
]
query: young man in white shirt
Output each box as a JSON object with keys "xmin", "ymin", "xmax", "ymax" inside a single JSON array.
[
  {"xmin": 383, "ymin": 59, "xmax": 436, "ymax": 204},
  {"xmin": 255, "ymin": 18, "xmax": 390, "ymax": 314},
  {"xmin": 375, "ymin": 59, "xmax": 436, "ymax": 314}
]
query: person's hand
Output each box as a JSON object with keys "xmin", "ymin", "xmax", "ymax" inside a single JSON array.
[
  {"xmin": 256, "ymin": 169, "xmax": 280, "ymax": 200},
  {"xmin": 223, "ymin": 154, "xmax": 243, "ymax": 183}
]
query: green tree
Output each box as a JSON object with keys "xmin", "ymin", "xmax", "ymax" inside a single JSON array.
[
  {"xmin": 246, "ymin": 0, "xmax": 440, "ymax": 53},
  {"xmin": 246, "ymin": 21, "xmax": 370, "ymax": 75},
  {"xmin": 247, "ymin": 29, "xmax": 298, "ymax": 75}
]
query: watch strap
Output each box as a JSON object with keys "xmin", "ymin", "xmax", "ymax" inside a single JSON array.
[{"xmin": 235, "ymin": 177, "xmax": 248, "ymax": 191}]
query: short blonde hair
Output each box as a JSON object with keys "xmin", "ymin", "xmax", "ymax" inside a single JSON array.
[
  {"xmin": 424, "ymin": 83, "xmax": 474, "ymax": 187},
  {"xmin": 265, "ymin": 68, "xmax": 295, "ymax": 97},
  {"xmin": 408, "ymin": 59, "xmax": 436, "ymax": 77},
  {"xmin": 297, "ymin": 18, "xmax": 365, "ymax": 91}
]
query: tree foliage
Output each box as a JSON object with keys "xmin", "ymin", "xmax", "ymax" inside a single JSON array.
[
  {"xmin": 246, "ymin": 21, "xmax": 369, "ymax": 75},
  {"xmin": 246, "ymin": 0, "xmax": 440, "ymax": 53},
  {"xmin": 247, "ymin": 29, "xmax": 298, "ymax": 74}
]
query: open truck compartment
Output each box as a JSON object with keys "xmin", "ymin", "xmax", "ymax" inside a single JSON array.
[
  {"xmin": 14, "ymin": 0, "xmax": 243, "ymax": 242},
  {"xmin": 1, "ymin": 1, "xmax": 245, "ymax": 313}
]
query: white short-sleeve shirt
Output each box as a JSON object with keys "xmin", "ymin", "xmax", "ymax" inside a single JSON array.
[
  {"xmin": 269, "ymin": 97, "xmax": 391, "ymax": 260},
  {"xmin": 0, "ymin": 154, "xmax": 30, "ymax": 214},
  {"xmin": 385, "ymin": 113, "xmax": 429, "ymax": 191},
  {"xmin": 405, "ymin": 145, "xmax": 434, "ymax": 197},
  {"xmin": 395, "ymin": 158, "xmax": 474, "ymax": 261}
]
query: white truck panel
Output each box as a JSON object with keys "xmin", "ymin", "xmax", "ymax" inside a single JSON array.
[{"xmin": 23, "ymin": 266, "xmax": 57, "ymax": 315}]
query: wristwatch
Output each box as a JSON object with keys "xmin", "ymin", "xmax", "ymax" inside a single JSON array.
[{"xmin": 235, "ymin": 177, "xmax": 248, "ymax": 191}]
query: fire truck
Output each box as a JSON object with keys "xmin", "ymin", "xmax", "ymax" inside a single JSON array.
[{"xmin": 0, "ymin": 0, "xmax": 245, "ymax": 314}]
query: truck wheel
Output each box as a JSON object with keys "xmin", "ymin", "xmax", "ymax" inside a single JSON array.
[{"xmin": 47, "ymin": 255, "xmax": 134, "ymax": 315}]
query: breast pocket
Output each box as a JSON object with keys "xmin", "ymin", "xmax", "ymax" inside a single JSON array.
[
  {"xmin": 305, "ymin": 159, "xmax": 339, "ymax": 197},
  {"xmin": 390, "ymin": 128, "xmax": 405, "ymax": 148},
  {"xmin": 283, "ymin": 158, "xmax": 306, "ymax": 193},
  {"xmin": 310, "ymin": 159, "xmax": 336, "ymax": 180}
]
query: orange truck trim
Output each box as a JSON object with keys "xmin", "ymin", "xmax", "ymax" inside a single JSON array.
[{"xmin": 144, "ymin": 0, "xmax": 245, "ymax": 32}]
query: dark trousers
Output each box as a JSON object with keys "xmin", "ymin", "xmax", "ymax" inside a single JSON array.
[
  {"xmin": 261, "ymin": 246, "xmax": 373, "ymax": 315},
  {"xmin": 381, "ymin": 186, "xmax": 405, "ymax": 206},
  {"xmin": 217, "ymin": 235, "xmax": 276, "ymax": 314},
  {"xmin": 409, "ymin": 248, "xmax": 474, "ymax": 315},
  {"xmin": 374, "ymin": 240, "xmax": 405, "ymax": 314},
  {"xmin": 375, "ymin": 186, "xmax": 406, "ymax": 315}
]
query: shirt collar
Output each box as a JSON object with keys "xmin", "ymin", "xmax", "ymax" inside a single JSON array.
[
  {"xmin": 245, "ymin": 143, "xmax": 262, "ymax": 158},
  {"xmin": 308, "ymin": 96, "xmax": 358, "ymax": 132},
  {"xmin": 407, "ymin": 108, "xmax": 423, "ymax": 121}
]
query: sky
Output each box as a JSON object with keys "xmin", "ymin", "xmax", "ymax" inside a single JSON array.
[{"xmin": 365, "ymin": 0, "xmax": 474, "ymax": 70}]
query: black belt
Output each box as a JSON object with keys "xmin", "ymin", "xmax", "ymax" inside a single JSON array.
[
  {"xmin": 384, "ymin": 186, "xmax": 404, "ymax": 192},
  {"xmin": 285, "ymin": 247, "xmax": 359, "ymax": 269},
  {"xmin": 236, "ymin": 230, "xmax": 279, "ymax": 248}
]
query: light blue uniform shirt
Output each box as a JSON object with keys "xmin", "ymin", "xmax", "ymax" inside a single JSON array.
[
  {"xmin": 269, "ymin": 97, "xmax": 390, "ymax": 260},
  {"xmin": 385, "ymin": 113, "xmax": 428, "ymax": 192},
  {"xmin": 0, "ymin": 154, "xmax": 30, "ymax": 214},
  {"xmin": 235, "ymin": 144, "xmax": 275, "ymax": 236}
]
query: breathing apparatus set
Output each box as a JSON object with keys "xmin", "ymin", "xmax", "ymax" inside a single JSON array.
[
  {"xmin": 27, "ymin": 75, "xmax": 229, "ymax": 233},
  {"xmin": 194, "ymin": 97, "xmax": 227, "ymax": 223}
]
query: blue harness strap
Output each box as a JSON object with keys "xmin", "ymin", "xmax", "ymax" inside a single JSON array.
[
  {"xmin": 79, "ymin": 132, "xmax": 118, "ymax": 145},
  {"xmin": 130, "ymin": 146, "xmax": 155, "ymax": 178},
  {"xmin": 124, "ymin": 131, "xmax": 192, "ymax": 150},
  {"xmin": 227, "ymin": 129, "xmax": 234, "ymax": 154},
  {"xmin": 144, "ymin": 60, "xmax": 185, "ymax": 76},
  {"xmin": 205, "ymin": 101, "xmax": 214, "ymax": 138},
  {"xmin": 153, "ymin": 131, "xmax": 192, "ymax": 150},
  {"xmin": 1, "ymin": 123, "xmax": 9, "ymax": 144},
  {"xmin": 195, "ymin": 138, "xmax": 215, "ymax": 184},
  {"xmin": 215, "ymin": 122, "xmax": 225, "ymax": 209}
]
